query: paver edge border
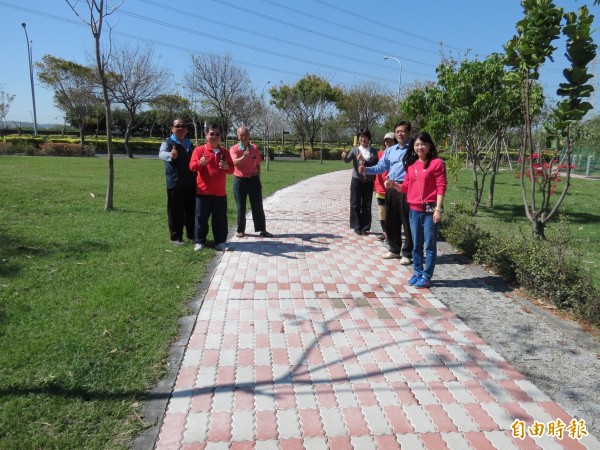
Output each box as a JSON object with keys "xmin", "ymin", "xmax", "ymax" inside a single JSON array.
[{"xmin": 130, "ymin": 252, "xmax": 222, "ymax": 450}]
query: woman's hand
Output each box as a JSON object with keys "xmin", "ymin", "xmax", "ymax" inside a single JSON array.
[
  {"xmin": 384, "ymin": 179, "xmax": 401, "ymax": 191},
  {"xmin": 433, "ymin": 209, "xmax": 443, "ymax": 223}
]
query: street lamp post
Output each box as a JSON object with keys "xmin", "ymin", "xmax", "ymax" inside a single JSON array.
[
  {"xmin": 21, "ymin": 23, "xmax": 38, "ymax": 137},
  {"xmin": 384, "ymin": 55, "xmax": 402, "ymax": 100},
  {"xmin": 261, "ymin": 81, "xmax": 271, "ymax": 171},
  {"xmin": 21, "ymin": 23, "xmax": 39, "ymax": 136}
]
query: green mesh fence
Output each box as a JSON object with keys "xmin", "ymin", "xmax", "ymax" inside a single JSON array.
[{"xmin": 564, "ymin": 147, "xmax": 600, "ymax": 177}]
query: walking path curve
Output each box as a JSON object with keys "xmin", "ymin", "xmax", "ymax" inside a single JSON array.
[{"xmin": 140, "ymin": 170, "xmax": 600, "ymax": 450}]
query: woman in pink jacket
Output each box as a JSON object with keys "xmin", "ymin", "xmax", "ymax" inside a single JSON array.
[{"xmin": 390, "ymin": 131, "xmax": 447, "ymax": 288}]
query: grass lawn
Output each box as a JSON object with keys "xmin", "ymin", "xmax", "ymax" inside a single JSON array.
[
  {"xmin": 444, "ymin": 168, "xmax": 600, "ymax": 288},
  {"xmin": 0, "ymin": 155, "xmax": 346, "ymax": 449},
  {"xmin": 1, "ymin": 156, "xmax": 597, "ymax": 448}
]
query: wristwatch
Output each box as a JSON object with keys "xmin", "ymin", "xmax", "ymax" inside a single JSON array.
[{"xmin": 434, "ymin": 206, "xmax": 444, "ymax": 212}]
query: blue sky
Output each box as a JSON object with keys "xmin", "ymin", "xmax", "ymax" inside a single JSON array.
[{"xmin": 0, "ymin": 0, "xmax": 596, "ymax": 125}]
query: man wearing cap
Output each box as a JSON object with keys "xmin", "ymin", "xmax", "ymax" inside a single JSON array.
[
  {"xmin": 374, "ymin": 131, "xmax": 396, "ymax": 242},
  {"xmin": 359, "ymin": 120, "xmax": 413, "ymax": 263}
]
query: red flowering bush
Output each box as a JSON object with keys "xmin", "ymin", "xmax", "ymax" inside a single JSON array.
[{"xmin": 515, "ymin": 151, "xmax": 575, "ymax": 195}]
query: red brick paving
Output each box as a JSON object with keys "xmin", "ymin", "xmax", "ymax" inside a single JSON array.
[{"xmin": 155, "ymin": 171, "xmax": 599, "ymax": 449}]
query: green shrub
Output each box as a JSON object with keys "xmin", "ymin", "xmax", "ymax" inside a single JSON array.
[
  {"xmin": 39, "ymin": 142, "xmax": 95, "ymax": 157},
  {"xmin": 474, "ymin": 232, "xmax": 518, "ymax": 283},
  {"xmin": 441, "ymin": 211, "xmax": 490, "ymax": 258},
  {"xmin": 0, "ymin": 140, "xmax": 37, "ymax": 155},
  {"xmin": 86, "ymin": 138, "xmax": 161, "ymax": 154},
  {"xmin": 2, "ymin": 135, "xmax": 45, "ymax": 147},
  {"xmin": 322, "ymin": 147, "xmax": 345, "ymax": 160},
  {"xmin": 509, "ymin": 217, "xmax": 592, "ymax": 311},
  {"xmin": 40, "ymin": 137, "xmax": 81, "ymax": 145},
  {"xmin": 443, "ymin": 151, "xmax": 465, "ymax": 187},
  {"xmin": 0, "ymin": 141, "xmax": 15, "ymax": 155},
  {"xmin": 442, "ymin": 212, "xmax": 600, "ymax": 325}
]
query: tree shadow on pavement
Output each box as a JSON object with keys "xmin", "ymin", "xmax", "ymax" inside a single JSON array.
[
  {"xmin": 431, "ymin": 275, "xmax": 513, "ymax": 293},
  {"xmin": 228, "ymin": 233, "xmax": 341, "ymax": 258}
]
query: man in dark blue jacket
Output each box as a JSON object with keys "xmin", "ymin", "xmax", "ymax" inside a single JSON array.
[{"xmin": 159, "ymin": 119, "xmax": 197, "ymax": 245}]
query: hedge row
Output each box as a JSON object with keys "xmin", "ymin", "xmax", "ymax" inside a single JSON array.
[
  {"xmin": 1, "ymin": 135, "xmax": 523, "ymax": 162},
  {"xmin": 441, "ymin": 212, "xmax": 600, "ymax": 326},
  {"xmin": 0, "ymin": 135, "xmax": 164, "ymax": 154},
  {"xmin": 0, "ymin": 141, "xmax": 95, "ymax": 157}
]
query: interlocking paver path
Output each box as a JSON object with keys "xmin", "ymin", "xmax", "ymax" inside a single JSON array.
[{"xmin": 155, "ymin": 170, "xmax": 599, "ymax": 449}]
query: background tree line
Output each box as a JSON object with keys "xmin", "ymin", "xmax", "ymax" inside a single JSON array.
[{"xmin": 1, "ymin": 0, "xmax": 597, "ymax": 232}]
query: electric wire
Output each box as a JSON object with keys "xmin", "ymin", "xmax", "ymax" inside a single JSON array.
[{"xmin": 133, "ymin": 0, "xmax": 435, "ymax": 72}]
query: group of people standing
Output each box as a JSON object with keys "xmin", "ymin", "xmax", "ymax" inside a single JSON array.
[
  {"xmin": 159, "ymin": 120, "xmax": 272, "ymax": 253},
  {"xmin": 343, "ymin": 120, "xmax": 447, "ymax": 289},
  {"xmin": 159, "ymin": 117, "xmax": 447, "ymax": 290}
]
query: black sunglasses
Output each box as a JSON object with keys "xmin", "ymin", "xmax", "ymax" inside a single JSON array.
[
  {"xmin": 173, "ymin": 124, "xmax": 187, "ymax": 129},
  {"xmin": 208, "ymin": 132, "xmax": 221, "ymax": 136}
]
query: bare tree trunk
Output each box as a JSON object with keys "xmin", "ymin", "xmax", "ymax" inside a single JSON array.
[
  {"xmin": 300, "ymin": 135, "xmax": 306, "ymax": 160},
  {"xmin": 101, "ymin": 94, "xmax": 114, "ymax": 210},
  {"xmin": 124, "ymin": 114, "xmax": 134, "ymax": 158},
  {"xmin": 66, "ymin": 0, "xmax": 120, "ymax": 209},
  {"xmin": 487, "ymin": 135, "xmax": 502, "ymax": 208},
  {"xmin": 467, "ymin": 137, "xmax": 481, "ymax": 215},
  {"xmin": 13, "ymin": 121, "xmax": 22, "ymax": 135},
  {"xmin": 148, "ymin": 118, "xmax": 155, "ymax": 138},
  {"xmin": 191, "ymin": 116, "xmax": 200, "ymax": 145}
]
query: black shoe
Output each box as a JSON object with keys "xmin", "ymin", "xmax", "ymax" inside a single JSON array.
[
  {"xmin": 378, "ymin": 234, "xmax": 385, "ymax": 241},
  {"xmin": 259, "ymin": 231, "xmax": 274, "ymax": 238},
  {"xmin": 354, "ymin": 229, "xmax": 362, "ymax": 235}
]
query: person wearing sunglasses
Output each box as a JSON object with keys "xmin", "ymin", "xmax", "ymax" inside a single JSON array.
[
  {"xmin": 158, "ymin": 119, "xmax": 197, "ymax": 246},
  {"xmin": 189, "ymin": 123, "xmax": 235, "ymax": 251},
  {"xmin": 229, "ymin": 126, "xmax": 273, "ymax": 239}
]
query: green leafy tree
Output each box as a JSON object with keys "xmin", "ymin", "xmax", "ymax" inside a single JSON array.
[
  {"xmin": 537, "ymin": 6, "xmax": 596, "ymax": 235},
  {"xmin": 270, "ymin": 75, "xmax": 342, "ymax": 159},
  {"xmin": 147, "ymin": 94, "xmax": 191, "ymax": 139},
  {"xmin": 504, "ymin": 0, "xmax": 595, "ymax": 237},
  {"xmin": 36, "ymin": 55, "xmax": 101, "ymax": 145},
  {"xmin": 573, "ymin": 115, "xmax": 600, "ymax": 150},
  {"xmin": 0, "ymin": 87, "xmax": 15, "ymax": 135},
  {"xmin": 402, "ymin": 54, "xmax": 526, "ymax": 214},
  {"xmin": 392, "ymin": 81, "xmax": 433, "ymax": 132},
  {"xmin": 337, "ymin": 80, "xmax": 395, "ymax": 134}
]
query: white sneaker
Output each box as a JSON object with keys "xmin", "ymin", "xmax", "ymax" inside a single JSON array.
[
  {"xmin": 382, "ymin": 252, "xmax": 400, "ymax": 259},
  {"xmin": 194, "ymin": 243, "xmax": 205, "ymax": 251},
  {"xmin": 215, "ymin": 242, "xmax": 231, "ymax": 251},
  {"xmin": 399, "ymin": 256, "xmax": 412, "ymax": 265},
  {"xmin": 171, "ymin": 240, "xmax": 185, "ymax": 246}
]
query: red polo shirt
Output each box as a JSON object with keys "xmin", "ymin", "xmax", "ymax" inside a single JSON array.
[
  {"xmin": 189, "ymin": 144, "xmax": 234, "ymax": 196},
  {"xmin": 230, "ymin": 142, "xmax": 262, "ymax": 178}
]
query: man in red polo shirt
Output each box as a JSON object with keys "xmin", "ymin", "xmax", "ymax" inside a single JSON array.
[
  {"xmin": 189, "ymin": 123, "xmax": 235, "ymax": 251},
  {"xmin": 229, "ymin": 126, "xmax": 273, "ymax": 238}
]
